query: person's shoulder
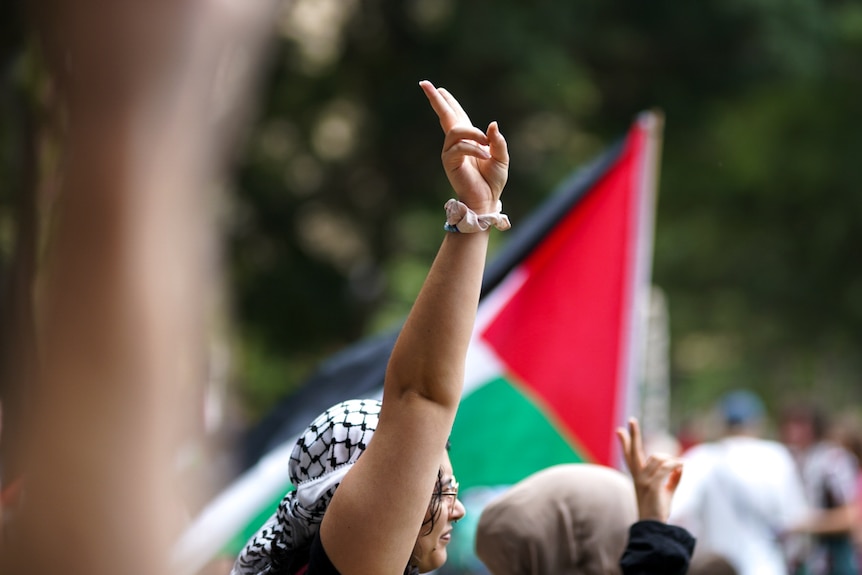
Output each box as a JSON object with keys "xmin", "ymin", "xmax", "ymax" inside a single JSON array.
[
  {"xmin": 756, "ymin": 437, "xmax": 789, "ymax": 449},
  {"xmin": 749, "ymin": 437, "xmax": 797, "ymax": 459},
  {"xmin": 725, "ymin": 437, "xmax": 797, "ymax": 466},
  {"xmin": 678, "ymin": 442, "xmax": 726, "ymax": 478},
  {"xmin": 681, "ymin": 441, "xmax": 718, "ymax": 460},
  {"xmin": 818, "ymin": 441, "xmax": 855, "ymax": 461},
  {"xmin": 729, "ymin": 435, "xmax": 787, "ymax": 452},
  {"xmin": 814, "ymin": 441, "xmax": 859, "ymax": 474}
]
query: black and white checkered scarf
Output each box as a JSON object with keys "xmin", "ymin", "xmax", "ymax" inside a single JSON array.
[{"xmin": 231, "ymin": 399, "xmax": 382, "ymax": 575}]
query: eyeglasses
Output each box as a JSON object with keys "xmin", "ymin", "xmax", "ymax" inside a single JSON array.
[{"xmin": 437, "ymin": 478, "xmax": 460, "ymax": 514}]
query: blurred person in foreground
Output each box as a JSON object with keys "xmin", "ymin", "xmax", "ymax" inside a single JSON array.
[
  {"xmin": 780, "ymin": 403, "xmax": 860, "ymax": 575},
  {"xmin": 0, "ymin": 2, "xmax": 277, "ymax": 574},
  {"xmin": 668, "ymin": 390, "xmax": 809, "ymax": 575},
  {"xmin": 474, "ymin": 418, "xmax": 695, "ymax": 575}
]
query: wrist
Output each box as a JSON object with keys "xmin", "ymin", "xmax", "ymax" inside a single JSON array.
[
  {"xmin": 443, "ymin": 199, "xmax": 510, "ymax": 233},
  {"xmin": 638, "ymin": 505, "xmax": 670, "ymax": 523},
  {"xmin": 461, "ymin": 201, "xmax": 496, "ymax": 215}
]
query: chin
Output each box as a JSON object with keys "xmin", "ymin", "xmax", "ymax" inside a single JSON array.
[{"xmin": 417, "ymin": 550, "xmax": 447, "ymax": 573}]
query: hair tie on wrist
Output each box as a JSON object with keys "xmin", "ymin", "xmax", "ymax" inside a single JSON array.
[{"xmin": 443, "ymin": 199, "xmax": 511, "ymax": 233}]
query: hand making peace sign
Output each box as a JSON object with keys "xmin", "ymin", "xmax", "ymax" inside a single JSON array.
[
  {"xmin": 617, "ymin": 417, "xmax": 684, "ymax": 523},
  {"xmin": 420, "ymin": 80, "xmax": 509, "ymax": 216}
]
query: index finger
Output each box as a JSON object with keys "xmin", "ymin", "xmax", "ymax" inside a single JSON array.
[
  {"xmin": 437, "ymin": 87, "xmax": 473, "ymax": 128},
  {"xmin": 629, "ymin": 417, "xmax": 646, "ymax": 472},
  {"xmin": 419, "ymin": 80, "xmax": 459, "ymax": 132},
  {"xmin": 616, "ymin": 427, "xmax": 634, "ymax": 473}
]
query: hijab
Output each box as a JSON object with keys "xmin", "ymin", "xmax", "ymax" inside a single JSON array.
[{"xmin": 475, "ymin": 463, "xmax": 637, "ymax": 575}]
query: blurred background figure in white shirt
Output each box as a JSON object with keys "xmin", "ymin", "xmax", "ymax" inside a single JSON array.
[{"xmin": 669, "ymin": 389, "xmax": 809, "ymax": 575}]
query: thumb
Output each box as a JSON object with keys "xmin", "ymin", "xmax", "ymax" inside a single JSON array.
[
  {"xmin": 486, "ymin": 121, "xmax": 509, "ymax": 164},
  {"xmin": 666, "ymin": 464, "xmax": 683, "ymax": 493}
]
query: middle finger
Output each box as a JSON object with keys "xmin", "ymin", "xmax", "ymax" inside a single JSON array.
[
  {"xmin": 420, "ymin": 80, "xmax": 458, "ymax": 132},
  {"xmin": 438, "ymin": 87, "xmax": 473, "ymax": 127}
]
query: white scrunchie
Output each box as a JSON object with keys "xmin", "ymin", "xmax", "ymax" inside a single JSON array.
[{"xmin": 444, "ymin": 199, "xmax": 511, "ymax": 233}]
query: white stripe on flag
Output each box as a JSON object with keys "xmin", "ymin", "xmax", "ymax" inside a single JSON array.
[{"xmin": 171, "ymin": 441, "xmax": 295, "ymax": 575}]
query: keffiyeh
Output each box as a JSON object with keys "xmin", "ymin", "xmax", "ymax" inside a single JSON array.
[{"xmin": 232, "ymin": 399, "xmax": 382, "ymax": 575}]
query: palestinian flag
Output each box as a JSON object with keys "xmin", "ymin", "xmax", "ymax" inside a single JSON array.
[{"xmin": 172, "ymin": 111, "xmax": 663, "ymax": 575}]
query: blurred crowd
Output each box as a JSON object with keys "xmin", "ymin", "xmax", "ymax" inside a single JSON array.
[
  {"xmin": 4, "ymin": 389, "xmax": 861, "ymax": 575},
  {"xmin": 668, "ymin": 391, "xmax": 862, "ymax": 575},
  {"xmin": 434, "ymin": 390, "xmax": 862, "ymax": 575}
]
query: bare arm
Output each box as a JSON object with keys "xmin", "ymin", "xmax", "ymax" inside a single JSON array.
[
  {"xmin": 0, "ymin": 3, "xmax": 274, "ymax": 574},
  {"xmin": 791, "ymin": 504, "xmax": 858, "ymax": 535},
  {"xmin": 321, "ymin": 81, "xmax": 508, "ymax": 575},
  {"xmin": 788, "ymin": 450, "xmax": 860, "ymax": 537}
]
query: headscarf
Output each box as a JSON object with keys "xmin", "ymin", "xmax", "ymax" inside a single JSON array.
[
  {"xmin": 475, "ymin": 463, "xmax": 638, "ymax": 575},
  {"xmin": 232, "ymin": 399, "xmax": 382, "ymax": 575}
]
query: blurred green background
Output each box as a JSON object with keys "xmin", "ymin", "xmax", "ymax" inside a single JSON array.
[{"xmin": 3, "ymin": 0, "xmax": 862, "ymax": 431}]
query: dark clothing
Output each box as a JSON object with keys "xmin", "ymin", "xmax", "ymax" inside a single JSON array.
[
  {"xmin": 620, "ymin": 520, "xmax": 696, "ymax": 575},
  {"xmin": 308, "ymin": 520, "xmax": 695, "ymax": 575},
  {"xmin": 306, "ymin": 534, "xmax": 418, "ymax": 575},
  {"xmin": 307, "ymin": 533, "xmax": 339, "ymax": 575}
]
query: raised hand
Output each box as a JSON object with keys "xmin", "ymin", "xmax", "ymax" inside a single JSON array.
[
  {"xmin": 616, "ymin": 417, "xmax": 684, "ymax": 523},
  {"xmin": 420, "ymin": 80, "xmax": 509, "ymax": 215}
]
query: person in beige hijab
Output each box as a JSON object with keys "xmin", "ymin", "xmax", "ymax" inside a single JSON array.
[
  {"xmin": 475, "ymin": 418, "xmax": 695, "ymax": 575},
  {"xmin": 476, "ymin": 463, "xmax": 638, "ymax": 575}
]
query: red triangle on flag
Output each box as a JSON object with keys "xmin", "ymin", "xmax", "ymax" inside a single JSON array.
[{"xmin": 480, "ymin": 118, "xmax": 657, "ymax": 465}]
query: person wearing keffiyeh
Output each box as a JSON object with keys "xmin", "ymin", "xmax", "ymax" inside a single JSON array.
[
  {"xmin": 231, "ymin": 79, "xmax": 509, "ymax": 575},
  {"xmin": 232, "ymin": 400, "xmax": 385, "ymax": 575}
]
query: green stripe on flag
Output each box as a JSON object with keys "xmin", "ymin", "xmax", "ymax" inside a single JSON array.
[{"xmin": 450, "ymin": 377, "xmax": 584, "ymax": 490}]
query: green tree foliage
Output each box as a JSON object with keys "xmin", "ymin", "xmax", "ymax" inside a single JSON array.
[{"xmin": 3, "ymin": 0, "xmax": 862, "ymax": 423}]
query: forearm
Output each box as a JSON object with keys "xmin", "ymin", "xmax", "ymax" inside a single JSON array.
[
  {"xmin": 385, "ymin": 81, "xmax": 507, "ymax": 411},
  {"xmin": 11, "ymin": 85, "xmax": 207, "ymax": 575},
  {"xmin": 386, "ymin": 229, "xmax": 490, "ymax": 408},
  {"xmin": 793, "ymin": 505, "xmax": 857, "ymax": 535},
  {"xmin": 4, "ymin": 4, "xmax": 272, "ymax": 574}
]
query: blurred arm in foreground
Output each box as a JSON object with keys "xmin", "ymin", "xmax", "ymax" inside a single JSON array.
[{"xmin": 0, "ymin": 1, "xmax": 275, "ymax": 573}]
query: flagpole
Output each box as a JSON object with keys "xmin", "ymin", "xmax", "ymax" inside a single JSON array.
[
  {"xmin": 636, "ymin": 112, "xmax": 672, "ymax": 444},
  {"xmin": 616, "ymin": 110, "xmax": 665, "ymax": 469}
]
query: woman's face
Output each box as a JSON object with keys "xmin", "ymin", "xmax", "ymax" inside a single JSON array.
[{"xmin": 412, "ymin": 451, "xmax": 466, "ymax": 573}]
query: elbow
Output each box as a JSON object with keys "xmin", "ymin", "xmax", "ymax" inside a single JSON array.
[{"xmin": 384, "ymin": 360, "xmax": 463, "ymax": 410}]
